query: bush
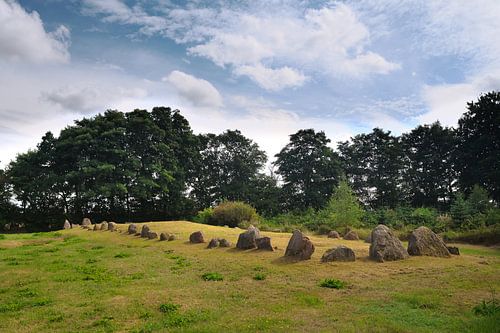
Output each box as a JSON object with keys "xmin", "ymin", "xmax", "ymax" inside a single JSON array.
[
  {"xmin": 319, "ymin": 278, "xmax": 347, "ymax": 289},
  {"xmin": 253, "ymin": 273, "xmax": 266, "ymax": 281},
  {"xmin": 159, "ymin": 303, "xmax": 180, "ymax": 314},
  {"xmin": 473, "ymin": 299, "xmax": 499, "ymax": 316},
  {"xmin": 201, "ymin": 272, "xmax": 224, "ymax": 281},
  {"xmin": 193, "ymin": 207, "xmax": 214, "ymax": 225},
  {"xmin": 209, "ymin": 201, "xmax": 259, "ymax": 228},
  {"xmin": 441, "ymin": 225, "xmax": 500, "ymax": 245}
]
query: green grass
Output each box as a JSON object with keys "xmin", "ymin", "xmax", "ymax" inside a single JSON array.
[
  {"xmin": 201, "ymin": 272, "xmax": 224, "ymax": 281},
  {"xmin": 0, "ymin": 220, "xmax": 499, "ymax": 332},
  {"xmin": 319, "ymin": 278, "xmax": 347, "ymax": 289}
]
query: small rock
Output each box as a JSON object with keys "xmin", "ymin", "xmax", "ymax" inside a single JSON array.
[
  {"xmin": 219, "ymin": 238, "xmax": 231, "ymax": 247},
  {"xmin": 128, "ymin": 224, "xmax": 137, "ymax": 235},
  {"xmin": 327, "ymin": 230, "xmax": 340, "ymax": 238},
  {"xmin": 159, "ymin": 232, "xmax": 169, "ymax": 241},
  {"xmin": 256, "ymin": 237, "xmax": 274, "ymax": 251},
  {"xmin": 147, "ymin": 231, "xmax": 158, "ymax": 239},
  {"xmin": 82, "ymin": 218, "xmax": 92, "ymax": 226},
  {"xmin": 321, "ymin": 245, "xmax": 356, "ymax": 262},
  {"xmin": 207, "ymin": 238, "xmax": 220, "ymax": 249},
  {"xmin": 447, "ymin": 246, "xmax": 460, "ymax": 255},
  {"xmin": 189, "ymin": 231, "xmax": 205, "ymax": 243},
  {"xmin": 236, "ymin": 225, "xmax": 261, "ymax": 249},
  {"xmin": 285, "ymin": 230, "xmax": 315, "ymax": 260},
  {"xmin": 63, "ymin": 220, "xmax": 71, "ymax": 230},
  {"xmin": 100, "ymin": 222, "xmax": 109, "ymax": 231},
  {"xmin": 168, "ymin": 234, "xmax": 176, "ymax": 241},
  {"xmin": 108, "ymin": 222, "xmax": 117, "ymax": 232},
  {"xmin": 343, "ymin": 230, "xmax": 359, "ymax": 240},
  {"xmin": 140, "ymin": 225, "xmax": 150, "ymax": 238},
  {"xmin": 369, "ymin": 225, "xmax": 409, "ymax": 262},
  {"xmin": 407, "ymin": 226, "xmax": 450, "ymax": 257}
]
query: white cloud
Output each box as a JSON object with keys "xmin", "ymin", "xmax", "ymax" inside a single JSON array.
[
  {"xmin": 163, "ymin": 70, "xmax": 223, "ymax": 108},
  {"xmin": 234, "ymin": 64, "xmax": 307, "ymax": 91},
  {"xmin": 0, "ymin": 0, "xmax": 70, "ymax": 63}
]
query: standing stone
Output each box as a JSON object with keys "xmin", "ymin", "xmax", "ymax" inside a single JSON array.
[
  {"xmin": 82, "ymin": 218, "xmax": 91, "ymax": 227},
  {"xmin": 140, "ymin": 225, "xmax": 150, "ymax": 238},
  {"xmin": 159, "ymin": 232, "xmax": 169, "ymax": 241},
  {"xmin": 63, "ymin": 220, "xmax": 71, "ymax": 230},
  {"xmin": 207, "ymin": 238, "xmax": 220, "ymax": 249},
  {"xmin": 327, "ymin": 230, "xmax": 340, "ymax": 239},
  {"xmin": 256, "ymin": 237, "xmax": 274, "ymax": 251},
  {"xmin": 168, "ymin": 234, "xmax": 176, "ymax": 241},
  {"xmin": 343, "ymin": 230, "xmax": 359, "ymax": 240},
  {"xmin": 128, "ymin": 224, "xmax": 137, "ymax": 235},
  {"xmin": 189, "ymin": 231, "xmax": 205, "ymax": 243},
  {"xmin": 447, "ymin": 246, "xmax": 460, "ymax": 255},
  {"xmin": 321, "ymin": 245, "xmax": 356, "ymax": 262},
  {"xmin": 93, "ymin": 224, "xmax": 98, "ymax": 231},
  {"xmin": 147, "ymin": 231, "xmax": 158, "ymax": 239},
  {"xmin": 108, "ymin": 222, "xmax": 117, "ymax": 232},
  {"xmin": 100, "ymin": 221, "xmax": 109, "ymax": 231},
  {"xmin": 285, "ymin": 230, "xmax": 315, "ymax": 260},
  {"xmin": 369, "ymin": 225, "xmax": 409, "ymax": 262},
  {"xmin": 236, "ymin": 225, "xmax": 261, "ymax": 249},
  {"xmin": 407, "ymin": 226, "xmax": 451, "ymax": 257},
  {"xmin": 219, "ymin": 238, "xmax": 231, "ymax": 247}
]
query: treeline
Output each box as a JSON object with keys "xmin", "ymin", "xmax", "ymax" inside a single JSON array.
[{"xmin": 0, "ymin": 92, "xmax": 499, "ymax": 231}]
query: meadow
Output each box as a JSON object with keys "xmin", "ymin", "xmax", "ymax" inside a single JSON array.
[{"xmin": 0, "ymin": 221, "xmax": 499, "ymax": 333}]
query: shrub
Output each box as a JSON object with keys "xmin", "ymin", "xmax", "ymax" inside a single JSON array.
[
  {"xmin": 253, "ymin": 273, "xmax": 266, "ymax": 281},
  {"xmin": 319, "ymin": 278, "xmax": 347, "ymax": 289},
  {"xmin": 159, "ymin": 303, "xmax": 180, "ymax": 314},
  {"xmin": 210, "ymin": 201, "xmax": 259, "ymax": 228},
  {"xmin": 318, "ymin": 180, "xmax": 364, "ymax": 229},
  {"xmin": 201, "ymin": 272, "xmax": 224, "ymax": 281},
  {"xmin": 193, "ymin": 207, "xmax": 213, "ymax": 225},
  {"xmin": 473, "ymin": 299, "xmax": 499, "ymax": 316}
]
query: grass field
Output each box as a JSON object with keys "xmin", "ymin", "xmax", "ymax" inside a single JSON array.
[{"xmin": 0, "ymin": 221, "xmax": 499, "ymax": 332}]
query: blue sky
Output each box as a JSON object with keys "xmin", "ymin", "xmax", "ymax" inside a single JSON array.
[{"xmin": 1, "ymin": 0, "xmax": 499, "ymax": 166}]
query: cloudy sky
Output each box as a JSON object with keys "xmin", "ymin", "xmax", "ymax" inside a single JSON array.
[{"xmin": 1, "ymin": 0, "xmax": 500, "ymax": 166}]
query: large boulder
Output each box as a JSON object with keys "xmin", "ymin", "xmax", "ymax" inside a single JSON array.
[
  {"xmin": 189, "ymin": 231, "xmax": 205, "ymax": 243},
  {"xmin": 168, "ymin": 234, "xmax": 176, "ymax": 241},
  {"xmin": 321, "ymin": 245, "xmax": 356, "ymax": 262},
  {"xmin": 236, "ymin": 225, "xmax": 261, "ymax": 249},
  {"xmin": 108, "ymin": 222, "xmax": 117, "ymax": 232},
  {"xmin": 285, "ymin": 230, "xmax": 315, "ymax": 260},
  {"xmin": 327, "ymin": 230, "xmax": 340, "ymax": 239},
  {"xmin": 100, "ymin": 222, "xmax": 108, "ymax": 231},
  {"xmin": 140, "ymin": 225, "xmax": 150, "ymax": 238},
  {"xmin": 159, "ymin": 232, "xmax": 169, "ymax": 241},
  {"xmin": 128, "ymin": 224, "xmax": 137, "ymax": 235},
  {"xmin": 343, "ymin": 230, "xmax": 359, "ymax": 240},
  {"xmin": 63, "ymin": 220, "xmax": 71, "ymax": 230},
  {"xmin": 82, "ymin": 218, "xmax": 92, "ymax": 226},
  {"xmin": 256, "ymin": 237, "xmax": 274, "ymax": 251},
  {"xmin": 147, "ymin": 231, "xmax": 158, "ymax": 240},
  {"xmin": 407, "ymin": 226, "xmax": 450, "ymax": 258},
  {"xmin": 219, "ymin": 238, "xmax": 231, "ymax": 247},
  {"xmin": 207, "ymin": 238, "xmax": 220, "ymax": 249},
  {"xmin": 369, "ymin": 225, "xmax": 409, "ymax": 262}
]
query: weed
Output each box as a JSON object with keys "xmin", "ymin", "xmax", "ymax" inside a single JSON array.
[
  {"xmin": 253, "ymin": 273, "xmax": 266, "ymax": 280},
  {"xmin": 76, "ymin": 265, "xmax": 111, "ymax": 282},
  {"xmin": 473, "ymin": 299, "xmax": 500, "ymax": 316},
  {"xmin": 86, "ymin": 258, "xmax": 98, "ymax": 264},
  {"xmin": 91, "ymin": 245, "xmax": 105, "ymax": 250},
  {"xmin": 114, "ymin": 252, "xmax": 131, "ymax": 258},
  {"xmin": 296, "ymin": 293, "xmax": 324, "ymax": 307},
  {"xmin": 202, "ymin": 272, "xmax": 224, "ymax": 281},
  {"xmin": 319, "ymin": 278, "xmax": 347, "ymax": 289},
  {"xmin": 159, "ymin": 303, "xmax": 180, "ymax": 314},
  {"xmin": 18, "ymin": 288, "xmax": 38, "ymax": 298},
  {"xmin": 48, "ymin": 314, "xmax": 64, "ymax": 323}
]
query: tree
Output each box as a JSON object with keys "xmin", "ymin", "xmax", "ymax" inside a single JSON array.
[
  {"xmin": 467, "ymin": 185, "xmax": 492, "ymax": 215},
  {"xmin": 274, "ymin": 129, "xmax": 342, "ymax": 211},
  {"xmin": 401, "ymin": 122, "xmax": 457, "ymax": 209},
  {"xmin": 190, "ymin": 130, "xmax": 267, "ymax": 208},
  {"xmin": 320, "ymin": 179, "xmax": 364, "ymax": 228},
  {"xmin": 456, "ymin": 91, "xmax": 500, "ymax": 202},
  {"xmin": 450, "ymin": 192, "xmax": 470, "ymax": 229},
  {"xmin": 338, "ymin": 128, "xmax": 403, "ymax": 208}
]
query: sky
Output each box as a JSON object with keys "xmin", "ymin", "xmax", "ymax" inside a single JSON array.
[{"xmin": 1, "ymin": 0, "xmax": 500, "ymax": 167}]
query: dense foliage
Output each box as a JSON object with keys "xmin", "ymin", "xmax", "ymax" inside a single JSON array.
[{"xmin": 0, "ymin": 92, "xmax": 499, "ymax": 233}]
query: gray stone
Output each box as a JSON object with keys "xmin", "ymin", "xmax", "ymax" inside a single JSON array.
[
  {"xmin": 189, "ymin": 231, "xmax": 205, "ymax": 243},
  {"xmin": 82, "ymin": 218, "xmax": 92, "ymax": 226},
  {"xmin": 447, "ymin": 246, "xmax": 460, "ymax": 255},
  {"xmin": 343, "ymin": 230, "xmax": 359, "ymax": 240},
  {"xmin": 108, "ymin": 222, "xmax": 117, "ymax": 232},
  {"xmin": 93, "ymin": 224, "xmax": 98, "ymax": 231},
  {"xmin": 327, "ymin": 230, "xmax": 340, "ymax": 238},
  {"xmin": 168, "ymin": 234, "xmax": 176, "ymax": 241},
  {"xmin": 321, "ymin": 245, "xmax": 355, "ymax": 262},
  {"xmin": 100, "ymin": 222, "xmax": 108, "ymax": 231},
  {"xmin": 219, "ymin": 238, "xmax": 231, "ymax": 247},
  {"xmin": 236, "ymin": 225, "xmax": 261, "ymax": 249},
  {"xmin": 128, "ymin": 224, "xmax": 137, "ymax": 235},
  {"xmin": 285, "ymin": 230, "xmax": 315, "ymax": 260},
  {"xmin": 63, "ymin": 220, "xmax": 71, "ymax": 230},
  {"xmin": 147, "ymin": 231, "xmax": 158, "ymax": 239},
  {"xmin": 159, "ymin": 232, "xmax": 169, "ymax": 241},
  {"xmin": 408, "ymin": 226, "xmax": 450, "ymax": 258},
  {"xmin": 256, "ymin": 237, "xmax": 274, "ymax": 251},
  {"xmin": 140, "ymin": 225, "xmax": 150, "ymax": 238},
  {"xmin": 207, "ymin": 238, "xmax": 220, "ymax": 249},
  {"xmin": 369, "ymin": 225, "xmax": 409, "ymax": 262}
]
